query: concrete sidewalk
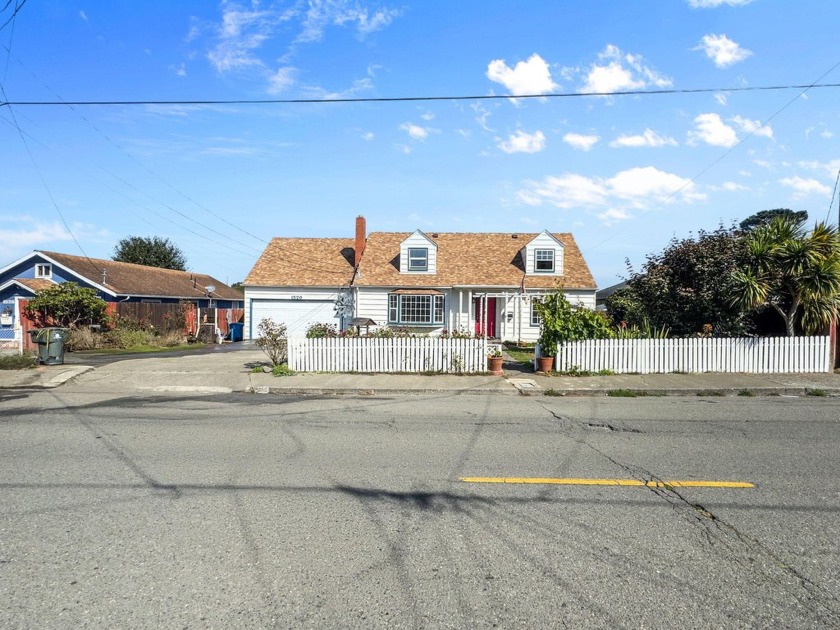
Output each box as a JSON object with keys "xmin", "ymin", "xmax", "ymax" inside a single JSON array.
[{"xmin": 2, "ymin": 346, "xmax": 839, "ymax": 396}]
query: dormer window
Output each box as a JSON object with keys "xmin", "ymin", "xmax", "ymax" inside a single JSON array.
[
  {"xmin": 408, "ymin": 248, "xmax": 428, "ymax": 272},
  {"xmin": 535, "ymin": 249, "xmax": 554, "ymax": 272},
  {"xmin": 35, "ymin": 263, "xmax": 52, "ymax": 278}
]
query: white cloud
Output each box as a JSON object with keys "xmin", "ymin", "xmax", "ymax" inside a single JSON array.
[
  {"xmin": 298, "ymin": 1, "xmax": 401, "ymax": 42},
  {"xmin": 420, "ymin": 112, "xmax": 435, "ymax": 121},
  {"xmin": 696, "ymin": 34, "xmax": 752, "ymax": 68},
  {"xmin": 597, "ymin": 208, "xmax": 632, "ymax": 225},
  {"xmin": 79, "ymin": 10, "xmax": 88, "ymax": 22},
  {"xmin": 821, "ymin": 130, "xmax": 835, "ymax": 139},
  {"xmin": 207, "ymin": 4, "xmax": 280, "ymax": 73},
  {"xmin": 609, "ymin": 129, "xmax": 677, "ymax": 148},
  {"xmin": 562, "ymin": 133, "xmax": 600, "ymax": 151},
  {"xmin": 722, "ymin": 181, "xmax": 748, "ymax": 191},
  {"xmin": 170, "ymin": 63, "xmax": 187, "ymax": 77},
  {"xmin": 688, "ymin": 113, "xmax": 739, "ymax": 147},
  {"xmin": 302, "ymin": 77, "xmax": 373, "ymax": 99},
  {"xmin": 498, "ymin": 130, "xmax": 546, "ymax": 154},
  {"xmin": 688, "ymin": 0, "xmax": 754, "ymax": 7},
  {"xmin": 518, "ymin": 166, "xmax": 703, "ymax": 213},
  {"xmin": 580, "ymin": 45, "xmax": 671, "ymax": 95},
  {"xmin": 486, "ymin": 53, "xmax": 558, "ymax": 96},
  {"xmin": 779, "ymin": 176, "xmax": 831, "ymax": 198},
  {"xmin": 362, "ymin": 131, "xmax": 374, "ymax": 141},
  {"xmin": 471, "ymin": 103, "xmax": 493, "ymax": 132},
  {"xmin": 0, "ymin": 222, "xmax": 73, "ymax": 249},
  {"xmin": 400, "ymin": 123, "xmax": 430, "ymax": 141},
  {"xmin": 714, "ymin": 92, "xmax": 728, "ymax": 105},
  {"xmin": 267, "ymin": 67, "xmax": 296, "ymax": 94},
  {"xmin": 730, "ymin": 115, "xmax": 773, "ymax": 139}
]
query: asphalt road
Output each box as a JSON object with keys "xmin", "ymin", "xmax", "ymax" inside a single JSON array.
[{"xmin": 1, "ymin": 391, "xmax": 838, "ymax": 628}]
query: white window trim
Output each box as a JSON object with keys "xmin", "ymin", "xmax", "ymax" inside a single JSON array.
[
  {"xmin": 534, "ymin": 249, "xmax": 554, "ymax": 273},
  {"xmin": 407, "ymin": 247, "xmax": 429, "ymax": 272},
  {"xmin": 530, "ymin": 297, "xmax": 542, "ymax": 326},
  {"xmin": 35, "ymin": 263, "xmax": 52, "ymax": 279},
  {"xmin": 387, "ymin": 293, "xmax": 444, "ymax": 325}
]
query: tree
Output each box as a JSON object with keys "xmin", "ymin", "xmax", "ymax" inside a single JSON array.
[
  {"xmin": 731, "ymin": 216, "xmax": 840, "ymax": 336},
  {"xmin": 113, "ymin": 236, "xmax": 187, "ymax": 270},
  {"xmin": 605, "ymin": 225, "xmax": 750, "ymax": 337},
  {"xmin": 739, "ymin": 209, "xmax": 808, "ymax": 232},
  {"xmin": 24, "ymin": 282, "xmax": 109, "ymax": 328}
]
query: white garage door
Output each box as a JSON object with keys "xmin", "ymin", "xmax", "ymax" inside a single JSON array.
[{"xmin": 251, "ymin": 299, "xmax": 339, "ymax": 337}]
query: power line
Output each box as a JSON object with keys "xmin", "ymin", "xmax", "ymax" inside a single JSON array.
[
  {"xmin": 584, "ymin": 58, "xmax": 840, "ymax": 256},
  {"xmin": 2, "ymin": 82, "xmax": 840, "ymax": 108}
]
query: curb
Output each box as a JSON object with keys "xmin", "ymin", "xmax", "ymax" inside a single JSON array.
[
  {"xmin": 244, "ymin": 385, "xmax": 840, "ymax": 398},
  {"xmin": 42, "ymin": 365, "xmax": 94, "ymax": 389}
]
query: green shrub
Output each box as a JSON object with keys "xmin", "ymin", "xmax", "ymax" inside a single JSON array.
[
  {"xmin": 305, "ymin": 322, "xmax": 339, "ymax": 338},
  {"xmin": 0, "ymin": 353, "xmax": 37, "ymax": 370},
  {"xmin": 256, "ymin": 318, "xmax": 288, "ymax": 366},
  {"xmin": 272, "ymin": 364, "xmax": 296, "ymax": 376}
]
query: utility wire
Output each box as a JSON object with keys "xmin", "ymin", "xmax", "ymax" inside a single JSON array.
[
  {"xmin": 585, "ymin": 58, "xmax": 840, "ymax": 256},
  {"xmin": 2, "ymin": 82, "xmax": 840, "ymax": 108}
]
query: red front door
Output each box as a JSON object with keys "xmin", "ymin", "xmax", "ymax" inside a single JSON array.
[{"xmin": 474, "ymin": 297, "xmax": 496, "ymax": 338}]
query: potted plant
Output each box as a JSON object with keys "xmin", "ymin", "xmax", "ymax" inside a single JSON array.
[
  {"xmin": 536, "ymin": 332, "xmax": 556, "ymax": 373},
  {"xmin": 487, "ymin": 348, "xmax": 504, "ymax": 375}
]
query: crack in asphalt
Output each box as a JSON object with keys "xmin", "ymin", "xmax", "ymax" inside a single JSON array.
[{"xmin": 541, "ymin": 404, "xmax": 840, "ymax": 625}]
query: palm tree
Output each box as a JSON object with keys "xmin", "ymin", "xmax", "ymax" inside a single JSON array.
[{"xmin": 731, "ymin": 216, "xmax": 840, "ymax": 336}]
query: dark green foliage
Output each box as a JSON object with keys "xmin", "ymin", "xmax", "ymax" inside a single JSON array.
[
  {"xmin": 739, "ymin": 209, "xmax": 808, "ymax": 232},
  {"xmin": 305, "ymin": 322, "xmax": 339, "ymax": 338},
  {"xmin": 606, "ymin": 225, "xmax": 750, "ymax": 337},
  {"xmin": 23, "ymin": 282, "xmax": 109, "ymax": 329},
  {"xmin": 113, "ymin": 236, "xmax": 188, "ymax": 271}
]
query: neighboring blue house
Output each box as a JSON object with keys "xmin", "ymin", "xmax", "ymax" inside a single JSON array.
[{"xmin": 0, "ymin": 250, "xmax": 243, "ymax": 336}]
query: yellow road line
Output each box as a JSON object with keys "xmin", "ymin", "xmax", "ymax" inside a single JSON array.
[{"xmin": 459, "ymin": 477, "xmax": 754, "ymax": 488}]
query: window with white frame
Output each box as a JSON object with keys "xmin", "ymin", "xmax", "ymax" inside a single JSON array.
[
  {"xmin": 388, "ymin": 293, "xmax": 444, "ymax": 325},
  {"xmin": 530, "ymin": 297, "xmax": 543, "ymax": 326},
  {"xmin": 35, "ymin": 263, "xmax": 52, "ymax": 278},
  {"xmin": 407, "ymin": 248, "xmax": 428, "ymax": 271},
  {"xmin": 534, "ymin": 249, "xmax": 554, "ymax": 272}
]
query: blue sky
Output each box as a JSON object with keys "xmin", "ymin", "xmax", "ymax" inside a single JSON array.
[{"xmin": 2, "ymin": 0, "xmax": 839, "ymax": 288}]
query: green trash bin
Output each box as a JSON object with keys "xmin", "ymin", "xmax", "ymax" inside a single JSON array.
[{"xmin": 28, "ymin": 327, "xmax": 70, "ymax": 365}]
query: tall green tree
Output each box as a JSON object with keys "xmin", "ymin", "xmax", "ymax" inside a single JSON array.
[
  {"xmin": 605, "ymin": 225, "xmax": 750, "ymax": 337},
  {"xmin": 113, "ymin": 236, "xmax": 188, "ymax": 271},
  {"xmin": 739, "ymin": 208, "xmax": 808, "ymax": 232},
  {"xmin": 731, "ymin": 216, "xmax": 840, "ymax": 335}
]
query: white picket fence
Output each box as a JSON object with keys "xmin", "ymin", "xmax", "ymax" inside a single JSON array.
[
  {"xmin": 553, "ymin": 336, "xmax": 832, "ymax": 374},
  {"xmin": 287, "ymin": 337, "xmax": 489, "ymax": 373}
]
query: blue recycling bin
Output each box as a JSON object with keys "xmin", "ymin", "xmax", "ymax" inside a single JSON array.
[{"xmin": 228, "ymin": 322, "xmax": 244, "ymax": 342}]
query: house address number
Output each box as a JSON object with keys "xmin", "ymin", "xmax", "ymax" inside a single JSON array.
[{"xmin": 290, "ymin": 295, "xmax": 303, "ymax": 300}]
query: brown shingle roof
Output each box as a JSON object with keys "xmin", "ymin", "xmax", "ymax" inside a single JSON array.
[
  {"xmin": 13, "ymin": 278, "xmax": 56, "ymax": 292},
  {"xmin": 40, "ymin": 251, "xmax": 242, "ymax": 300},
  {"xmin": 355, "ymin": 232, "xmax": 595, "ymax": 290},
  {"xmin": 244, "ymin": 238, "xmax": 356, "ymax": 287}
]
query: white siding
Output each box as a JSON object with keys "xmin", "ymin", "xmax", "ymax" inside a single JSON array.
[
  {"xmin": 355, "ymin": 288, "xmax": 389, "ymax": 329},
  {"xmin": 244, "ymin": 287, "xmax": 342, "ymax": 339},
  {"xmin": 399, "ymin": 231, "xmax": 437, "ymax": 274},
  {"xmin": 524, "ymin": 231, "xmax": 564, "ymax": 276}
]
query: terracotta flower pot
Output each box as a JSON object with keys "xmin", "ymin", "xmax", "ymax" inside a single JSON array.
[
  {"xmin": 536, "ymin": 356, "xmax": 554, "ymax": 373},
  {"xmin": 488, "ymin": 355, "xmax": 504, "ymax": 375}
]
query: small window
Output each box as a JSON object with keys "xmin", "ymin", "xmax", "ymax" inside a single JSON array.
[
  {"xmin": 35, "ymin": 263, "xmax": 52, "ymax": 278},
  {"xmin": 408, "ymin": 248, "xmax": 428, "ymax": 271},
  {"xmin": 531, "ymin": 297, "xmax": 542, "ymax": 326},
  {"xmin": 535, "ymin": 249, "xmax": 554, "ymax": 272}
]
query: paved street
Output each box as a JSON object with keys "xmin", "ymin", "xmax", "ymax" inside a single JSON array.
[{"xmin": 1, "ymin": 391, "xmax": 838, "ymax": 628}]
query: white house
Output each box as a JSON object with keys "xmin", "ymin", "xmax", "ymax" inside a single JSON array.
[{"xmin": 243, "ymin": 216, "xmax": 597, "ymax": 342}]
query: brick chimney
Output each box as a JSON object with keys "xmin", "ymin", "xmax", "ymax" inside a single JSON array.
[{"xmin": 354, "ymin": 215, "xmax": 366, "ymax": 267}]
